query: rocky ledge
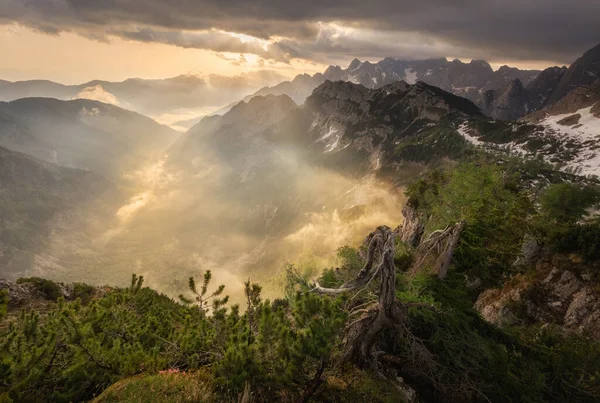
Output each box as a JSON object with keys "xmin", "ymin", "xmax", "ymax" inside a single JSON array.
[{"xmin": 475, "ymin": 254, "xmax": 600, "ymax": 339}]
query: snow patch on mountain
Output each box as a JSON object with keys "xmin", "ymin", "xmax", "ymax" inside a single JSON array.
[
  {"xmin": 459, "ymin": 104, "xmax": 600, "ymax": 177},
  {"xmin": 404, "ymin": 68, "xmax": 418, "ymax": 84},
  {"xmin": 457, "ymin": 123, "xmax": 485, "ymax": 146},
  {"xmin": 348, "ymin": 75, "xmax": 360, "ymax": 84},
  {"xmin": 540, "ymin": 105, "xmax": 600, "ymax": 141},
  {"xmin": 538, "ymin": 105, "xmax": 600, "ymax": 176}
]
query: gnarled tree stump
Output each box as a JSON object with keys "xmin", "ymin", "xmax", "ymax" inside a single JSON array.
[{"xmin": 313, "ymin": 226, "xmax": 407, "ymax": 368}]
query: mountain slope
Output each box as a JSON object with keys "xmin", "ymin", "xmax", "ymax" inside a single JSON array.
[
  {"xmin": 0, "ymin": 146, "xmax": 122, "ymax": 279},
  {"xmin": 264, "ymin": 80, "xmax": 483, "ymax": 176},
  {"xmin": 0, "ymin": 98, "xmax": 178, "ymax": 181},
  {"xmin": 172, "ymin": 79, "xmax": 485, "ymax": 201},
  {"xmin": 458, "ymin": 80, "xmax": 600, "ymax": 177},
  {"xmin": 525, "ymin": 66, "xmax": 568, "ymax": 111},
  {"xmin": 480, "ymin": 79, "xmax": 529, "ymax": 120},
  {"xmin": 547, "ymin": 43, "xmax": 600, "ymax": 105}
]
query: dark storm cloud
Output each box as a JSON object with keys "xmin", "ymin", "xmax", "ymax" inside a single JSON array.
[{"xmin": 1, "ymin": 0, "xmax": 599, "ymax": 64}]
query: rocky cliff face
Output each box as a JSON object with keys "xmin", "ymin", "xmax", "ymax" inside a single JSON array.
[
  {"xmin": 525, "ymin": 66, "xmax": 568, "ymax": 111},
  {"xmin": 0, "ymin": 278, "xmax": 104, "ymax": 316},
  {"xmin": 476, "ymin": 254, "xmax": 600, "ymax": 339},
  {"xmin": 329, "ymin": 58, "xmax": 542, "ymax": 121},
  {"xmin": 323, "ymin": 58, "xmax": 539, "ymax": 95},
  {"xmin": 286, "ymin": 80, "xmax": 483, "ymax": 175},
  {"xmin": 547, "ymin": 43, "xmax": 600, "ymax": 105},
  {"xmin": 456, "ymin": 78, "xmax": 600, "ymax": 177},
  {"xmin": 480, "ymin": 79, "xmax": 529, "ymax": 121},
  {"xmin": 525, "ymin": 79, "xmax": 600, "ymax": 122}
]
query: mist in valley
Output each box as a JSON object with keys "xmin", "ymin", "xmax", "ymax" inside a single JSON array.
[
  {"xmin": 54, "ymin": 145, "xmax": 404, "ymax": 304},
  {"xmin": 0, "ymin": 96, "xmax": 405, "ymax": 304}
]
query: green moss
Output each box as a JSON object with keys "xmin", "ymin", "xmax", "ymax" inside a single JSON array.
[
  {"xmin": 93, "ymin": 372, "xmax": 216, "ymax": 403},
  {"xmin": 318, "ymin": 367, "xmax": 402, "ymax": 403},
  {"xmin": 394, "ymin": 240, "xmax": 413, "ymax": 271}
]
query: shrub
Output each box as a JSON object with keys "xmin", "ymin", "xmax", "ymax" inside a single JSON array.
[
  {"xmin": 72, "ymin": 283, "xmax": 96, "ymax": 305},
  {"xmin": 406, "ymin": 162, "xmax": 532, "ymax": 286},
  {"xmin": 544, "ymin": 222, "xmax": 600, "ymax": 261},
  {"xmin": 540, "ymin": 183, "xmax": 600, "ymax": 223},
  {"xmin": 15, "ymin": 277, "xmax": 62, "ymax": 301},
  {"xmin": 0, "ymin": 290, "xmax": 8, "ymax": 320}
]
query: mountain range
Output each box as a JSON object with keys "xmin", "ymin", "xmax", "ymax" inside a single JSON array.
[
  {"xmin": 0, "ymin": 74, "xmax": 284, "ymax": 126},
  {"xmin": 0, "ymin": 98, "xmax": 178, "ymax": 181},
  {"xmin": 3, "ymin": 42, "xmax": 600, "ymax": 131},
  {"xmin": 229, "ymin": 42, "xmax": 600, "ymax": 124}
]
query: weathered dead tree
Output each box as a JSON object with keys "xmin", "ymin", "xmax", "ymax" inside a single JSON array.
[
  {"xmin": 313, "ymin": 226, "xmax": 408, "ymax": 369},
  {"xmin": 399, "ymin": 203, "xmax": 425, "ymax": 247},
  {"xmin": 313, "ymin": 223, "xmax": 487, "ymax": 403},
  {"xmin": 409, "ymin": 220, "xmax": 465, "ymax": 279}
]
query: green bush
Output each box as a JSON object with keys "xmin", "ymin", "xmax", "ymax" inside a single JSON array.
[
  {"xmin": 406, "ymin": 162, "xmax": 532, "ymax": 286},
  {"xmin": 533, "ymin": 183, "xmax": 600, "ymax": 260},
  {"xmin": 318, "ymin": 268, "xmax": 342, "ymax": 288},
  {"xmin": 214, "ymin": 287, "xmax": 346, "ymax": 400},
  {"xmin": 0, "ymin": 290, "xmax": 8, "ymax": 320},
  {"xmin": 72, "ymin": 282, "xmax": 96, "ymax": 305},
  {"xmin": 336, "ymin": 245, "xmax": 363, "ymax": 273},
  {"xmin": 544, "ymin": 222, "xmax": 600, "ymax": 261},
  {"xmin": 1, "ymin": 274, "xmax": 347, "ymax": 403},
  {"xmin": 15, "ymin": 277, "xmax": 62, "ymax": 301},
  {"xmin": 395, "ymin": 272, "xmax": 600, "ymax": 402},
  {"xmin": 540, "ymin": 183, "xmax": 600, "ymax": 223}
]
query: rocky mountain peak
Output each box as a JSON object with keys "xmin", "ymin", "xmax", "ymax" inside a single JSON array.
[
  {"xmin": 291, "ymin": 73, "xmax": 315, "ymax": 86},
  {"xmin": 309, "ymin": 80, "xmax": 371, "ymax": 104},
  {"xmin": 481, "ymin": 78, "xmax": 528, "ymax": 121},
  {"xmin": 245, "ymin": 53, "xmax": 563, "ymax": 121},
  {"xmin": 581, "ymin": 42, "xmax": 600, "ymax": 60},
  {"xmin": 323, "ymin": 65, "xmax": 344, "ymax": 81},
  {"xmin": 546, "ymin": 42, "xmax": 600, "ymax": 105},
  {"xmin": 224, "ymin": 94, "xmax": 297, "ymax": 122},
  {"xmin": 306, "ymin": 80, "xmax": 483, "ymax": 140},
  {"xmin": 470, "ymin": 59, "xmax": 494, "ymax": 72},
  {"xmin": 348, "ymin": 58, "xmax": 364, "ymax": 71},
  {"xmin": 525, "ymin": 65, "xmax": 568, "ymax": 110},
  {"xmin": 497, "ymin": 65, "xmax": 514, "ymax": 73}
]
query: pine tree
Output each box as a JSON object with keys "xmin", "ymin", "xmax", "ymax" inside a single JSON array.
[{"xmin": 179, "ymin": 271, "xmax": 229, "ymax": 316}]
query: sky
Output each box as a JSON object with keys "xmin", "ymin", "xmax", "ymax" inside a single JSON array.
[{"xmin": 1, "ymin": 0, "xmax": 599, "ymax": 84}]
